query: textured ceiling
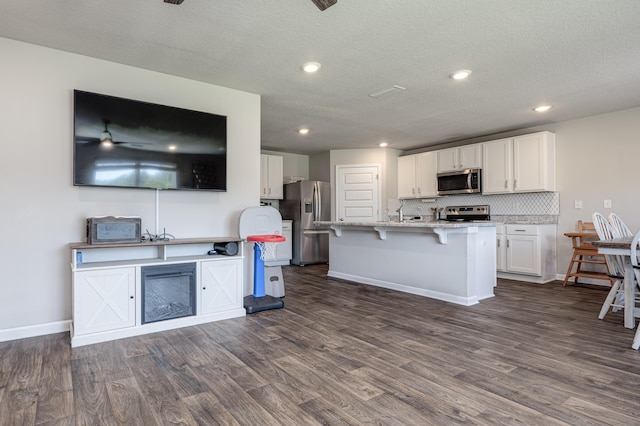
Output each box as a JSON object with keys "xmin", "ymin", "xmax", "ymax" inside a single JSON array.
[{"xmin": 2, "ymin": 0, "xmax": 640, "ymax": 154}]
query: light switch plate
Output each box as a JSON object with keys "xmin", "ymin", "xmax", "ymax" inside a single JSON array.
[
  {"xmin": 574, "ymin": 200, "xmax": 583, "ymax": 209},
  {"xmin": 604, "ymin": 199, "xmax": 612, "ymax": 209}
]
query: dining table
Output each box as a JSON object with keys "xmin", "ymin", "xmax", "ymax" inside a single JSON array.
[{"xmin": 592, "ymin": 237, "xmax": 636, "ymax": 330}]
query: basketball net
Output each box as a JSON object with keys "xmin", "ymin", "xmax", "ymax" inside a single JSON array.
[{"xmin": 255, "ymin": 241, "xmax": 278, "ymax": 261}]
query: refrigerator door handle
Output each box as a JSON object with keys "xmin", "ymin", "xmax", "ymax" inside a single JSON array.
[
  {"xmin": 303, "ymin": 229, "xmax": 330, "ymax": 235},
  {"xmin": 313, "ymin": 181, "xmax": 320, "ymax": 222}
]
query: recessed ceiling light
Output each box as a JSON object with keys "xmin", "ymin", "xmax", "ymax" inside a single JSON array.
[
  {"xmin": 298, "ymin": 128, "xmax": 310, "ymax": 135},
  {"xmin": 302, "ymin": 62, "xmax": 321, "ymax": 73},
  {"xmin": 449, "ymin": 69, "xmax": 472, "ymax": 80},
  {"xmin": 533, "ymin": 105, "xmax": 552, "ymax": 112},
  {"xmin": 168, "ymin": 144, "xmax": 177, "ymax": 151},
  {"xmin": 379, "ymin": 142, "xmax": 388, "ymax": 147}
]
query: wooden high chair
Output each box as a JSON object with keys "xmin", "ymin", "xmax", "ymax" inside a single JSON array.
[{"xmin": 563, "ymin": 220, "xmax": 614, "ymax": 286}]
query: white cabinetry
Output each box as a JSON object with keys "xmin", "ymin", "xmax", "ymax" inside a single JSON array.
[
  {"xmin": 397, "ymin": 152, "xmax": 437, "ymax": 199},
  {"xmin": 70, "ymin": 238, "xmax": 245, "ymax": 347},
  {"xmin": 260, "ymin": 154, "xmax": 284, "ymax": 199},
  {"xmin": 496, "ymin": 225, "xmax": 506, "ymax": 272},
  {"xmin": 200, "ymin": 259, "xmax": 243, "ymax": 314},
  {"xmin": 497, "ymin": 224, "xmax": 556, "ymax": 283},
  {"xmin": 73, "ymin": 267, "xmax": 136, "ymax": 336},
  {"xmin": 482, "ymin": 138, "xmax": 512, "ymax": 194},
  {"xmin": 505, "ymin": 227, "xmax": 540, "ymax": 275},
  {"xmin": 437, "ymin": 144, "xmax": 482, "ymax": 172},
  {"xmin": 482, "ymin": 131, "xmax": 555, "ymax": 194}
]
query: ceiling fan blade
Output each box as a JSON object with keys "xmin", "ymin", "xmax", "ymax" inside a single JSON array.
[
  {"xmin": 75, "ymin": 136, "xmax": 151, "ymax": 146},
  {"xmin": 311, "ymin": 0, "xmax": 337, "ymax": 11},
  {"xmin": 75, "ymin": 136, "xmax": 100, "ymax": 144}
]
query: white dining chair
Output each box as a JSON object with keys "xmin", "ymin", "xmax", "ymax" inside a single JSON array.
[
  {"xmin": 593, "ymin": 212, "xmax": 627, "ymax": 319},
  {"xmin": 627, "ymin": 230, "xmax": 640, "ymax": 349},
  {"xmin": 608, "ymin": 212, "xmax": 633, "ymax": 238}
]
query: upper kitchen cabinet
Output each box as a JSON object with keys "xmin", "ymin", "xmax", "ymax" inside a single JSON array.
[
  {"xmin": 437, "ymin": 144, "xmax": 482, "ymax": 173},
  {"xmin": 398, "ymin": 152, "xmax": 437, "ymax": 199},
  {"xmin": 260, "ymin": 154, "xmax": 284, "ymax": 199},
  {"xmin": 513, "ymin": 132, "xmax": 556, "ymax": 192},
  {"xmin": 482, "ymin": 131, "xmax": 555, "ymax": 194}
]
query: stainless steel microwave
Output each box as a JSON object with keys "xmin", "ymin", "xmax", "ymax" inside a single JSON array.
[{"xmin": 437, "ymin": 168, "xmax": 482, "ymax": 195}]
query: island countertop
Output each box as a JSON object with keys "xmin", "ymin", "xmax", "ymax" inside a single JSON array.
[
  {"xmin": 315, "ymin": 220, "xmax": 499, "ymax": 244},
  {"xmin": 315, "ymin": 220, "xmax": 499, "ymax": 228}
]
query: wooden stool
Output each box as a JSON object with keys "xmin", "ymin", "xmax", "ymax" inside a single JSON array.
[{"xmin": 563, "ymin": 220, "xmax": 614, "ymax": 286}]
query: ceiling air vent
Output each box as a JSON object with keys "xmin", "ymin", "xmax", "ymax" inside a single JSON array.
[
  {"xmin": 369, "ymin": 85, "xmax": 406, "ymax": 99},
  {"xmin": 164, "ymin": 0, "xmax": 184, "ymax": 4}
]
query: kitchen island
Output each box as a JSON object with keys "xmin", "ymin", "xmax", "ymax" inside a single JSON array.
[{"xmin": 316, "ymin": 220, "xmax": 497, "ymax": 306}]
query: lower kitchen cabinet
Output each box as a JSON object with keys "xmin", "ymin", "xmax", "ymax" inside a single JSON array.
[
  {"xmin": 496, "ymin": 225, "xmax": 506, "ymax": 272},
  {"xmin": 506, "ymin": 232, "xmax": 540, "ymax": 275},
  {"xmin": 497, "ymin": 224, "xmax": 556, "ymax": 283}
]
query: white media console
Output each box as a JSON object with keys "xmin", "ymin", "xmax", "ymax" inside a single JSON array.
[{"xmin": 69, "ymin": 237, "xmax": 245, "ymax": 347}]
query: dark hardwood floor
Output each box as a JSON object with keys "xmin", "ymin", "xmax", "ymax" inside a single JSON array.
[{"xmin": 2, "ymin": 264, "xmax": 640, "ymax": 425}]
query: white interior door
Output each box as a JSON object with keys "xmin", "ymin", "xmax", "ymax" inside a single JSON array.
[{"xmin": 336, "ymin": 164, "xmax": 381, "ymax": 222}]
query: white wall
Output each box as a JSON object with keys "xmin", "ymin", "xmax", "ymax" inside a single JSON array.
[
  {"xmin": 0, "ymin": 38, "xmax": 260, "ymax": 338},
  {"xmin": 545, "ymin": 107, "xmax": 640, "ymax": 276},
  {"xmin": 309, "ymin": 151, "xmax": 330, "ymax": 182}
]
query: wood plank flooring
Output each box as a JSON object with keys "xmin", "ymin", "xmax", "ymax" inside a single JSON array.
[{"xmin": 2, "ymin": 264, "xmax": 640, "ymax": 425}]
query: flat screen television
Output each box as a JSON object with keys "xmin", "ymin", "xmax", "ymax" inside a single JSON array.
[{"xmin": 73, "ymin": 90, "xmax": 227, "ymax": 191}]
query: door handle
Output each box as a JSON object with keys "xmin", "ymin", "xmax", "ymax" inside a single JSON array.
[{"xmin": 303, "ymin": 229, "xmax": 330, "ymax": 235}]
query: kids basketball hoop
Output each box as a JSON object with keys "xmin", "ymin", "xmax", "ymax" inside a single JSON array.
[
  {"xmin": 247, "ymin": 234, "xmax": 285, "ymax": 261},
  {"xmin": 239, "ymin": 206, "xmax": 286, "ymax": 313}
]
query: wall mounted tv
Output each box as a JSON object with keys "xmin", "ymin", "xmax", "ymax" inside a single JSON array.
[{"xmin": 73, "ymin": 90, "xmax": 227, "ymax": 191}]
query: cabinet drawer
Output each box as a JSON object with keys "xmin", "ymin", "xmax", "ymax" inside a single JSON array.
[{"xmin": 506, "ymin": 224, "xmax": 539, "ymax": 236}]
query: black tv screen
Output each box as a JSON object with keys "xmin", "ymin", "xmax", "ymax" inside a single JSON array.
[{"xmin": 73, "ymin": 90, "xmax": 227, "ymax": 191}]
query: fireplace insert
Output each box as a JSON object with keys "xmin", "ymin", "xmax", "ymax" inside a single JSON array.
[{"xmin": 141, "ymin": 263, "xmax": 196, "ymax": 324}]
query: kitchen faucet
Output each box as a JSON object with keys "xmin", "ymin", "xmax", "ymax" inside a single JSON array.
[{"xmin": 396, "ymin": 200, "xmax": 405, "ymax": 222}]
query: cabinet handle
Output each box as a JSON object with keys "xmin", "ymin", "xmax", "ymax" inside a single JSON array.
[
  {"xmin": 417, "ymin": 188, "xmax": 421, "ymax": 195},
  {"xmin": 507, "ymin": 240, "xmax": 510, "ymax": 248},
  {"xmin": 130, "ymin": 296, "xmax": 134, "ymax": 299},
  {"xmin": 497, "ymin": 239, "xmax": 500, "ymax": 247},
  {"xmin": 514, "ymin": 179, "xmax": 517, "ymax": 189},
  {"xmin": 504, "ymin": 180, "xmax": 508, "ymax": 189},
  {"xmin": 202, "ymin": 287, "xmax": 206, "ymax": 290},
  {"xmin": 514, "ymin": 229, "xmax": 526, "ymax": 232}
]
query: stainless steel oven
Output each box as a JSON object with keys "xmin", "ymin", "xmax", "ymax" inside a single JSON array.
[{"xmin": 437, "ymin": 168, "xmax": 481, "ymax": 195}]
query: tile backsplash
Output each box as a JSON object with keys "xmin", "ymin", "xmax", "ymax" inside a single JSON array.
[{"xmin": 400, "ymin": 192, "xmax": 559, "ymax": 217}]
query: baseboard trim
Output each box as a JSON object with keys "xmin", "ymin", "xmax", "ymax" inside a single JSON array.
[
  {"xmin": 0, "ymin": 320, "xmax": 71, "ymax": 343},
  {"xmin": 555, "ymin": 273, "xmax": 611, "ymax": 287},
  {"xmin": 327, "ymin": 270, "xmax": 485, "ymax": 306}
]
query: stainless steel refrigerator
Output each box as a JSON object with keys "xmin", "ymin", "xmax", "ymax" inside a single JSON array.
[{"xmin": 280, "ymin": 180, "xmax": 331, "ymax": 266}]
